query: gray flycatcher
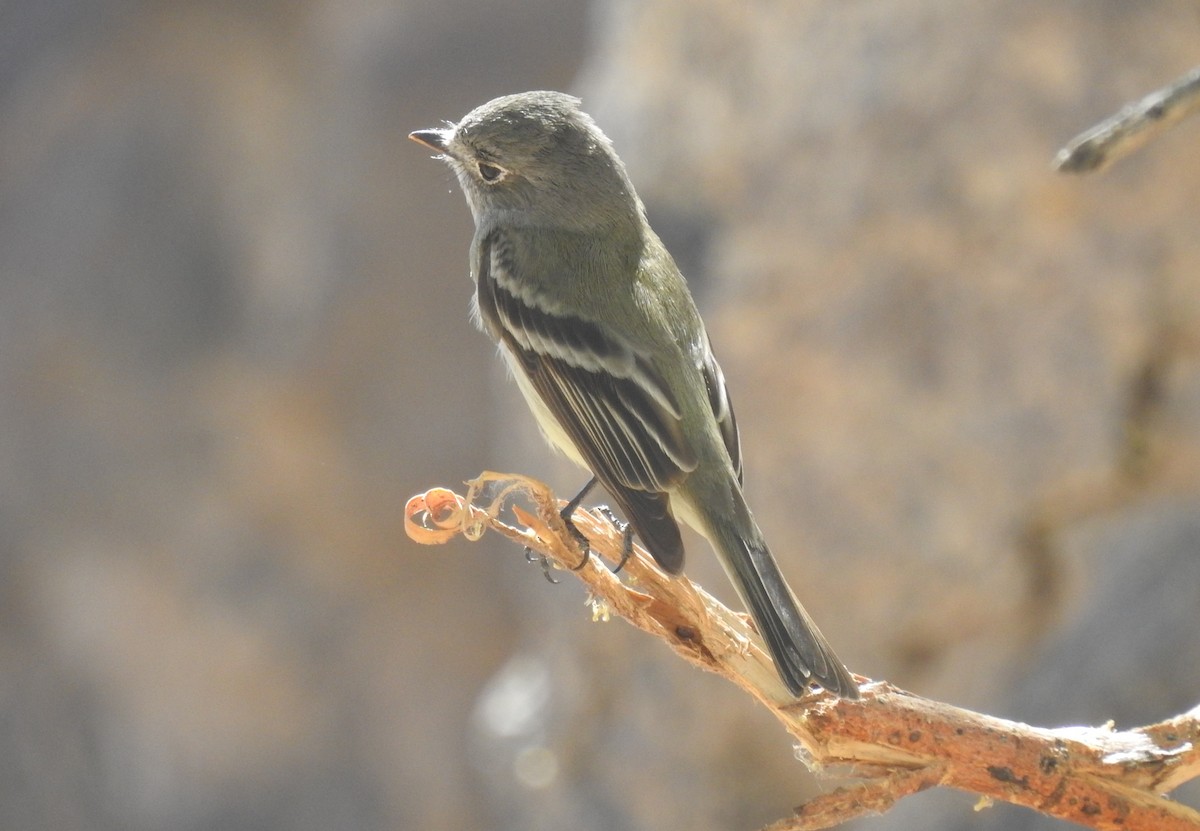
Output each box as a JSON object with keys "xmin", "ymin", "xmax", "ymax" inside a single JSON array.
[{"xmin": 410, "ymin": 90, "xmax": 857, "ymax": 699}]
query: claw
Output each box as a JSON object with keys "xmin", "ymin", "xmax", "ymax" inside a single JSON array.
[{"xmin": 524, "ymin": 546, "xmax": 560, "ymax": 584}]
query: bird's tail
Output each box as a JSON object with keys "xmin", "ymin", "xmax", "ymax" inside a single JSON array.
[{"xmin": 703, "ymin": 488, "xmax": 858, "ymax": 699}]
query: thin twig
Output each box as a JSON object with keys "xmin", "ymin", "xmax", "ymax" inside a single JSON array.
[
  {"xmin": 1055, "ymin": 66, "xmax": 1200, "ymax": 173},
  {"xmin": 406, "ymin": 472, "xmax": 1200, "ymax": 831}
]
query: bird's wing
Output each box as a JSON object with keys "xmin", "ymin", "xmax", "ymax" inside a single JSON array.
[
  {"xmin": 475, "ymin": 228, "xmax": 697, "ymax": 572},
  {"xmin": 698, "ymin": 333, "xmax": 743, "ymax": 486}
]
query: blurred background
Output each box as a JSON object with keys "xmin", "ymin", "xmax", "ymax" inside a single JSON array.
[{"xmin": 2, "ymin": 1, "xmax": 1199, "ymax": 829}]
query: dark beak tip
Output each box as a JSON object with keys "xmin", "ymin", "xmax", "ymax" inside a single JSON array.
[{"xmin": 409, "ymin": 129, "xmax": 449, "ymax": 153}]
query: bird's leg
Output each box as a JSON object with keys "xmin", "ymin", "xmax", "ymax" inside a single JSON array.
[
  {"xmin": 594, "ymin": 505, "xmax": 635, "ymax": 573},
  {"xmin": 523, "ymin": 476, "xmax": 598, "ymax": 580},
  {"xmin": 560, "ymin": 475, "xmax": 598, "ymax": 570}
]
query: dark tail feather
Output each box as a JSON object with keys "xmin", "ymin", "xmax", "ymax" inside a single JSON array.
[{"xmin": 709, "ymin": 497, "xmax": 858, "ymax": 698}]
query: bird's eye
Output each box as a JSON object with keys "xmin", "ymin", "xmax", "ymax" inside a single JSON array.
[{"xmin": 477, "ymin": 162, "xmax": 505, "ymax": 182}]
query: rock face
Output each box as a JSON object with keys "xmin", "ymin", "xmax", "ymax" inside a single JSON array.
[{"xmin": 2, "ymin": 2, "xmax": 1197, "ymax": 830}]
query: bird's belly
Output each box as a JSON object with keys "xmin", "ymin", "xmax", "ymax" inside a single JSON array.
[{"xmin": 499, "ymin": 346, "xmax": 590, "ymax": 470}]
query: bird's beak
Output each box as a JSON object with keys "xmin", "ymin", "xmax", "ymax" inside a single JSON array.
[{"xmin": 408, "ymin": 128, "xmax": 450, "ymax": 153}]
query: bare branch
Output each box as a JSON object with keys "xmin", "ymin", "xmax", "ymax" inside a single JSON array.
[
  {"xmin": 406, "ymin": 473, "xmax": 1200, "ymax": 830},
  {"xmin": 1055, "ymin": 66, "xmax": 1200, "ymax": 174}
]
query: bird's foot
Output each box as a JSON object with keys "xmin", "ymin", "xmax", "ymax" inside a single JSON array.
[
  {"xmin": 524, "ymin": 546, "xmax": 560, "ymax": 584},
  {"xmin": 593, "ymin": 505, "xmax": 634, "ymax": 573}
]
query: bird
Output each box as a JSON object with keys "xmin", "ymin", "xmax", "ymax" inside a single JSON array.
[{"xmin": 409, "ymin": 91, "xmax": 857, "ymax": 698}]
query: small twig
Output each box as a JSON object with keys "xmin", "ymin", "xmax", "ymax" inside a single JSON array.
[
  {"xmin": 1055, "ymin": 66, "xmax": 1200, "ymax": 173},
  {"xmin": 762, "ymin": 765, "xmax": 947, "ymax": 831},
  {"xmin": 405, "ymin": 472, "xmax": 1200, "ymax": 831}
]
